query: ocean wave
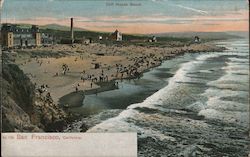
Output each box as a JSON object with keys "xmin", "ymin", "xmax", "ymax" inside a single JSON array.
[
  {"xmin": 88, "ymin": 52, "xmax": 226, "ymax": 132},
  {"xmin": 88, "ymin": 40, "xmax": 249, "ymax": 139},
  {"xmin": 198, "ymin": 109, "xmax": 249, "ymax": 127}
]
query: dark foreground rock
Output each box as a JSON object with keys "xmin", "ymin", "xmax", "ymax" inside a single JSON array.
[{"xmin": 1, "ymin": 63, "xmax": 68, "ymax": 132}]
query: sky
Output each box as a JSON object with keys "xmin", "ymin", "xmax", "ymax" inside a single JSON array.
[{"xmin": 1, "ymin": 0, "xmax": 249, "ymax": 34}]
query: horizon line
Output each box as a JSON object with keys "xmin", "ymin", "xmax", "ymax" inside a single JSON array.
[{"xmin": 1, "ymin": 22, "xmax": 249, "ymax": 36}]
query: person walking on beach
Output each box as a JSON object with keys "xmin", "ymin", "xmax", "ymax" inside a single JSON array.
[
  {"xmin": 81, "ymin": 76, "xmax": 85, "ymax": 82},
  {"xmin": 62, "ymin": 64, "xmax": 69, "ymax": 75},
  {"xmin": 90, "ymin": 82, "xmax": 93, "ymax": 88}
]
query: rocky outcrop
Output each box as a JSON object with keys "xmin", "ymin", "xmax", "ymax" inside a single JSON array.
[{"xmin": 1, "ymin": 63, "xmax": 67, "ymax": 132}]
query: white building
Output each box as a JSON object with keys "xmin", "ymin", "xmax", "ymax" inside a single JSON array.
[{"xmin": 110, "ymin": 30, "xmax": 122, "ymax": 41}]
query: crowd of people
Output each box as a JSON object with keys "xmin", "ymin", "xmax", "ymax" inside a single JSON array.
[{"xmin": 29, "ymin": 47, "xmax": 185, "ymax": 99}]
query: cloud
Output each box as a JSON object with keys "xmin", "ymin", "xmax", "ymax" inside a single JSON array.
[
  {"xmin": 4, "ymin": 17, "xmax": 248, "ymax": 34},
  {"xmin": 149, "ymin": 1, "xmax": 209, "ymax": 15},
  {"xmin": 74, "ymin": 12, "xmax": 248, "ymax": 24},
  {"xmin": 151, "ymin": 0, "xmax": 167, "ymax": 3},
  {"xmin": 174, "ymin": 4, "xmax": 209, "ymax": 15},
  {"xmin": 2, "ymin": 9, "xmax": 248, "ymax": 34}
]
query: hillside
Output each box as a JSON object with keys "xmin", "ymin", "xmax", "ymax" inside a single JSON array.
[
  {"xmin": 1, "ymin": 54, "xmax": 69, "ymax": 132},
  {"xmin": 41, "ymin": 24, "xmax": 86, "ymax": 31}
]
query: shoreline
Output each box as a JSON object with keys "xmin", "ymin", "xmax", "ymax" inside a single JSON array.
[
  {"xmin": 8, "ymin": 41, "xmax": 226, "ymax": 125},
  {"xmin": 59, "ymin": 80, "xmax": 118, "ymax": 108},
  {"xmin": 56, "ymin": 43, "xmax": 225, "ymax": 109},
  {"xmin": 2, "ymin": 40, "xmax": 227, "ymax": 132}
]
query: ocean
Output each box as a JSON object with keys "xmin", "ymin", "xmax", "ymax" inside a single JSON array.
[{"xmin": 67, "ymin": 39, "xmax": 249, "ymax": 156}]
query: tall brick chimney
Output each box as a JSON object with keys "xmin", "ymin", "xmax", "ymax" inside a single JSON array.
[{"xmin": 70, "ymin": 17, "xmax": 74, "ymax": 44}]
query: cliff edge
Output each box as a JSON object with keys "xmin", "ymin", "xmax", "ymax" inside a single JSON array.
[{"xmin": 1, "ymin": 63, "xmax": 68, "ymax": 132}]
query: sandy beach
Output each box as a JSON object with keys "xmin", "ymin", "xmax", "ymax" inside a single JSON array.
[{"xmin": 13, "ymin": 42, "xmax": 225, "ymax": 107}]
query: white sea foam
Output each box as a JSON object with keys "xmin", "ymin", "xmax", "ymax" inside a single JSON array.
[
  {"xmin": 88, "ymin": 59, "xmax": 195, "ymax": 132},
  {"xmin": 202, "ymin": 88, "xmax": 248, "ymax": 99},
  {"xmin": 228, "ymin": 57, "xmax": 249, "ymax": 63},
  {"xmin": 200, "ymin": 40, "xmax": 249, "ymax": 127},
  {"xmin": 87, "ymin": 108, "xmax": 139, "ymax": 132},
  {"xmin": 88, "ymin": 52, "xmax": 224, "ymax": 132},
  {"xmin": 207, "ymin": 57, "xmax": 249, "ymax": 91},
  {"xmin": 198, "ymin": 109, "xmax": 249, "ymax": 127},
  {"xmin": 186, "ymin": 101, "xmax": 206, "ymax": 112},
  {"xmin": 206, "ymin": 97, "xmax": 247, "ymax": 111},
  {"xmin": 196, "ymin": 53, "xmax": 220, "ymax": 61},
  {"xmin": 89, "ymin": 40, "xmax": 249, "ymax": 133}
]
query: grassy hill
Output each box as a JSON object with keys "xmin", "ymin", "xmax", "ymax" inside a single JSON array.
[{"xmin": 41, "ymin": 24, "xmax": 86, "ymax": 31}]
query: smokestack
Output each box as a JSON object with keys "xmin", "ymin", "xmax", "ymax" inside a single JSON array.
[{"xmin": 70, "ymin": 18, "xmax": 74, "ymax": 44}]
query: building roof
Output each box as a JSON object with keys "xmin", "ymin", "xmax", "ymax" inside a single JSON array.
[
  {"xmin": 112, "ymin": 29, "xmax": 121, "ymax": 35},
  {"xmin": 1, "ymin": 24, "xmax": 40, "ymax": 34}
]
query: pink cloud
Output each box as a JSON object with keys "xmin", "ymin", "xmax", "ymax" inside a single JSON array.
[{"xmin": 3, "ymin": 10, "xmax": 248, "ymax": 34}]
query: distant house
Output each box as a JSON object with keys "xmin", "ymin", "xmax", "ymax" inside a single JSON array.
[
  {"xmin": 110, "ymin": 30, "xmax": 122, "ymax": 41},
  {"xmin": 1, "ymin": 24, "xmax": 55, "ymax": 48},
  {"xmin": 98, "ymin": 35, "xmax": 103, "ymax": 40},
  {"xmin": 194, "ymin": 36, "xmax": 201, "ymax": 43},
  {"xmin": 152, "ymin": 36, "xmax": 157, "ymax": 42},
  {"xmin": 148, "ymin": 36, "xmax": 157, "ymax": 42},
  {"xmin": 84, "ymin": 38, "xmax": 92, "ymax": 44},
  {"xmin": 1, "ymin": 24, "xmax": 41, "ymax": 48}
]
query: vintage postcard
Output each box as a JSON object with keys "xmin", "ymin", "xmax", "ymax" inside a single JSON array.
[{"xmin": 1, "ymin": 0, "xmax": 249, "ymax": 156}]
